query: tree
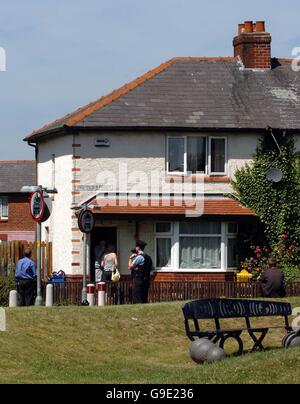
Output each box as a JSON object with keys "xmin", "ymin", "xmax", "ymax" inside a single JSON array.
[{"xmin": 232, "ymin": 131, "xmax": 300, "ymax": 246}]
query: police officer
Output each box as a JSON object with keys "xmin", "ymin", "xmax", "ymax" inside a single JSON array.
[{"xmin": 128, "ymin": 240, "xmax": 153, "ymax": 304}]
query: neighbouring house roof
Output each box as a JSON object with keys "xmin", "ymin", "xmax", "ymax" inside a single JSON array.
[
  {"xmin": 90, "ymin": 198, "xmax": 255, "ymax": 216},
  {"xmin": 25, "ymin": 57, "xmax": 300, "ymax": 142},
  {"xmin": 0, "ymin": 161, "xmax": 36, "ymax": 193}
]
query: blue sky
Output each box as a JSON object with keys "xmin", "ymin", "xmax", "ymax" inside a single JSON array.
[{"xmin": 0, "ymin": 0, "xmax": 300, "ymax": 159}]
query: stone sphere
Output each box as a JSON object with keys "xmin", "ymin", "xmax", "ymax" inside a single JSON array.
[
  {"xmin": 288, "ymin": 335, "xmax": 300, "ymax": 348},
  {"xmin": 283, "ymin": 332, "xmax": 297, "ymax": 348},
  {"xmin": 190, "ymin": 339, "xmax": 215, "ymax": 364},
  {"xmin": 206, "ymin": 346, "xmax": 227, "ymax": 364}
]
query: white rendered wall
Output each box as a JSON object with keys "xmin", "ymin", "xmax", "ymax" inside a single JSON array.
[{"xmin": 37, "ymin": 136, "xmax": 74, "ymax": 275}]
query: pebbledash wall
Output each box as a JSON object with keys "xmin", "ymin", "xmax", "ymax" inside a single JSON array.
[
  {"xmin": 0, "ymin": 194, "xmax": 35, "ymax": 242},
  {"xmin": 37, "ymin": 131, "xmax": 300, "ymax": 280}
]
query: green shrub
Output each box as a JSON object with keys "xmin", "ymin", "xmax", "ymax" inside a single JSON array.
[{"xmin": 0, "ymin": 276, "xmax": 16, "ymax": 307}]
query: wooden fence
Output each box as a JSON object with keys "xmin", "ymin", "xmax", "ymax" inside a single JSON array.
[
  {"xmin": 42, "ymin": 280, "xmax": 300, "ymax": 306},
  {"xmin": 0, "ymin": 241, "xmax": 52, "ymax": 278}
]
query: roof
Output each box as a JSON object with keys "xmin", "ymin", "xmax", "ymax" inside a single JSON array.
[
  {"xmin": 0, "ymin": 161, "xmax": 36, "ymax": 193},
  {"xmin": 25, "ymin": 57, "xmax": 300, "ymax": 142},
  {"xmin": 90, "ymin": 198, "xmax": 255, "ymax": 216}
]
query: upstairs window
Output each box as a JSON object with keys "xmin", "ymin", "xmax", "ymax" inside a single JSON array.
[
  {"xmin": 209, "ymin": 137, "xmax": 227, "ymax": 174},
  {"xmin": 0, "ymin": 197, "xmax": 8, "ymax": 219},
  {"xmin": 167, "ymin": 136, "xmax": 226, "ymax": 175}
]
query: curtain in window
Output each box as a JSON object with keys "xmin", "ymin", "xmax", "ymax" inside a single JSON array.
[
  {"xmin": 180, "ymin": 237, "xmax": 221, "ymax": 269},
  {"xmin": 156, "ymin": 238, "xmax": 172, "ymax": 268},
  {"xmin": 168, "ymin": 138, "xmax": 184, "ymax": 172},
  {"xmin": 187, "ymin": 137, "xmax": 206, "ymax": 173},
  {"xmin": 211, "ymin": 138, "xmax": 226, "ymax": 173},
  {"xmin": 228, "ymin": 238, "xmax": 238, "ymax": 268}
]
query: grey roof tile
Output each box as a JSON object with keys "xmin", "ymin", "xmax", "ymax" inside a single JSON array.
[{"xmin": 0, "ymin": 161, "xmax": 36, "ymax": 193}]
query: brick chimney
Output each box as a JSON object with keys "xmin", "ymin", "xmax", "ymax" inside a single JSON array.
[{"xmin": 233, "ymin": 21, "xmax": 272, "ymax": 69}]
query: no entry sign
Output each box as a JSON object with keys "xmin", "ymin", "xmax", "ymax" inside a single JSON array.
[
  {"xmin": 78, "ymin": 209, "xmax": 95, "ymax": 234},
  {"xmin": 30, "ymin": 191, "xmax": 45, "ymax": 222}
]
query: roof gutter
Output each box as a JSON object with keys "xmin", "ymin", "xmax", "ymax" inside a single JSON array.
[{"xmin": 27, "ymin": 141, "xmax": 38, "ymax": 184}]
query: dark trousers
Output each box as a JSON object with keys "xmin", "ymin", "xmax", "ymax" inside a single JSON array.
[
  {"xmin": 132, "ymin": 279, "xmax": 150, "ymax": 304},
  {"xmin": 17, "ymin": 279, "xmax": 36, "ymax": 306}
]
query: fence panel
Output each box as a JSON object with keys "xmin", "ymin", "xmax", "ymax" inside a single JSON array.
[
  {"xmin": 0, "ymin": 241, "xmax": 52, "ymax": 277},
  {"xmin": 39, "ymin": 280, "xmax": 300, "ymax": 306}
]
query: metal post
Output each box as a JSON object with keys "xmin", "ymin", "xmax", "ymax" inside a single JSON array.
[
  {"xmin": 82, "ymin": 232, "xmax": 87, "ymax": 303},
  {"xmin": 35, "ymin": 220, "xmax": 43, "ymax": 306}
]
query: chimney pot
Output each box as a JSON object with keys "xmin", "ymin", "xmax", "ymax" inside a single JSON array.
[
  {"xmin": 244, "ymin": 21, "xmax": 254, "ymax": 33},
  {"xmin": 233, "ymin": 20, "xmax": 271, "ymax": 69},
  {"xmin": 238, "ymin": 24, "xmax": 245, "ymax": 34},
  {"xmin": 256, "ymin": 21, "xmax": 265, "ymax": 32}
]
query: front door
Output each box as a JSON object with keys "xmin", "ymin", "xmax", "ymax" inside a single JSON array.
[{"xmin": 90, "ymin": 227, "xmax": 118, "ymax": 282}]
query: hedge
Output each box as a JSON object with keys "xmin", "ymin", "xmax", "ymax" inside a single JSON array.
[{"xmin": 0, "ymin": 276, "xmax": 16, "ymax": 307}]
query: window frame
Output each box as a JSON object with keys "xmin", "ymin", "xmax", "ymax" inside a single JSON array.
[
  {"xmin": 179, "ymin": 222, "xmax": 222, "ymax": 270},
  {"xmin": 167, "ymin": 135, "xmax": 228, "ymax": 176},
  {"xmin": 0, "ymin": 196, "xmax": 8, "ymax": 220},
  {"xmin": 154, "ymin": 221, "xmax": 238, "ymax": 273},
  {"xmin": 154, "ymin": 223, "xmax": 174, "ymax": 269},
  {"xmin": 167, "ymin": 135, "xmax": 208, "ymax": 176},
  {"xmin": 208, "ymin": 136, "xmax": 228, "ymax": 176}
]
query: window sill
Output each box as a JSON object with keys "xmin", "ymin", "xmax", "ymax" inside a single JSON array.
[
  {"xmin": 165, "ymin": 175, "xmax": 230, "ymax": 183},
  {"xmin": 0, "ymin": 219, "xmax": 8, "ymax": 223}
]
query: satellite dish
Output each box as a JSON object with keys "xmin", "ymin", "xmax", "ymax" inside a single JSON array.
[{"xmin": 266, "ymin": 168, "xmax": 283, "ymax": 183}]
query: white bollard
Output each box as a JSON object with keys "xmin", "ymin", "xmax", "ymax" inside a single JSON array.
[
  {"xmin": 87, "ymin": 284, "xmax": 95, "ymax": 307},
  {"xmin": 98, "ymin": 282, "xmax": 106, "ymax": 307},
  {"xmin": 46, "ymin": 284, "xmax": 54, "ymax": 307},
  {"xmin": 9, "ymin": 290, "xmax": 18, "ymax": 308}
]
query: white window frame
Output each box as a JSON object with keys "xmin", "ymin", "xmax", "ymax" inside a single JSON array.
[
  {"xmin": 155, "ymin": 222, "xmax": 173, "ymax": 236},
  {"xmin": 0, "ymin": 196, "xmax": 8, "ymax": 220},
  {"xmin": 154, "ymin": 221, "xmax": 237, "ymax": 273},
  {"xmin": 167, "ymin": 135, "xmax": 208, "ymax": 176},
  {"xmin": 208, "ymin": 136, "xmax": 228, "ymax": 176},
  {"xmin": 226, "ymin": 222, "xmax": 238, "ymax": 269}
]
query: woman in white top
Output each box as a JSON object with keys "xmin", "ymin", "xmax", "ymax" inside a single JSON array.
[{"xmin": 101, "ymin": 245, "xmax": 119, "ymax": 284}]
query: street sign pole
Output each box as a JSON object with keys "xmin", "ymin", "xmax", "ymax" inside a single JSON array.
[
  {"xmin": 82, "ymin": 232, "xmax": 87, "ymax": 303},
  {"xmin": 78, "ymin": 209, "xmax": 95, "ymax": 305},
  {"xmin": 35, "ymin": 220, "xmax": 43, "ymax": 306}
]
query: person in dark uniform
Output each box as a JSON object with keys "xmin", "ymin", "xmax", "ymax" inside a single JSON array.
[
  {"xmin": 15, "ymin": 249, "xmax": 37, "ymax": 306},
  {"xmin": 128, "ymin": 240, "xmax": 153, "ymax": 304},
  {"xmin": 260, "ymin": 257, "xmax": 286, "ymax": 298}
]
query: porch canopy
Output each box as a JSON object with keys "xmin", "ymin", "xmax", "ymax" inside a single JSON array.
[{"xmin": 88, "ymin": 196, "xmax": 255, "ymax": 219}]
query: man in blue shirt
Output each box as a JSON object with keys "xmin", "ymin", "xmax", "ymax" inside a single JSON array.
[
  {"xmin": 128, "ymin": 240, "xmax": 153, "ymax": 304},
  {"xmin": 16, "ymin": 249, "xmax": 37, "ymax": 306}
]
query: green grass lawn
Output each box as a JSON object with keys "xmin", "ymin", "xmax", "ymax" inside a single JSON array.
[{"xmin": 0, "ymin": 298, "xmax": 300, "ymax": 384}]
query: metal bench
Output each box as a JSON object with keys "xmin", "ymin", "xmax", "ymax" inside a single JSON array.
[{"xmin": 182, "ymin": 299, "xmax": 295, "ymax": 355}]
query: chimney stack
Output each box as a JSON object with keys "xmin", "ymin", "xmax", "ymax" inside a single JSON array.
[{"xmin": 233, "ymin": 21, "xmax": 271, "ymax": 69}]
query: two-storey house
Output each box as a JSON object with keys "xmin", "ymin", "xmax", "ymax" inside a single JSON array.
[
  {"xmin": 0, "ymin": 161, "xmax": 36, "ymax": 243},
  {"xmin": 24, "ymin": 21, "xmax": 300, "ymax": 281}
]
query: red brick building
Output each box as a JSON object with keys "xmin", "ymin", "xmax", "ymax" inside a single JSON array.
[{"xmin": 0, "ymin": 161, "xmax": 36, "ymax": 243}]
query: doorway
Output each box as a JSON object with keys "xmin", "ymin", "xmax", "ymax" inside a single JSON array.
[{"xmin": 90, "ymin": 227, "xmax": 118, "ymax": 281}]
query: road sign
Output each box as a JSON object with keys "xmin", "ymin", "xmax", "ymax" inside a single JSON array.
[
  {"xmin": 41, "ymin": 191, "xmax": 53, "ymax": 223},
  {"xmin": 78, "ymin": 209, "xmax": 95, "ymax": 234},
  {"xmin": 30, "ymin": 191, "xmax": 45, "ymax": 222}
]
